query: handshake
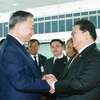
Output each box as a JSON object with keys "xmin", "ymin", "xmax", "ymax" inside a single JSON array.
[{"xmin": 42, "ymin": 74, "xmax": 58, "ymax": 94}]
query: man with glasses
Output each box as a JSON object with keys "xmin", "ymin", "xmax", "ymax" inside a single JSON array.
[{"xmin": 44, "ymin": 19, "xmax": 100, "ymax": 100}]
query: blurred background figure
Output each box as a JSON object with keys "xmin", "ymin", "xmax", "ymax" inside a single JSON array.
[
  {"xmin": 0, "ymin": 38, "xmax": 5, "ymax": 47},
  {"xmin": 28, "ymin": 39, "xmax": 47, "ymax": 77},
  {"xmin": 65, "ymin": 38, "xmax": 77, "ymax": 60}
]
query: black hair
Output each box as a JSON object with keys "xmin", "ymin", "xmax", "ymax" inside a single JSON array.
[
  {"xmin": 74, "ymin": 19, "xmax": 97, "ymax": 40},
  {"xmin": 28, "ymin": 39, "xmax": 40, "ymax": 46},
  {"xmin": 50, "ymin": 39, "xmax": 64, "ymax": 47}
]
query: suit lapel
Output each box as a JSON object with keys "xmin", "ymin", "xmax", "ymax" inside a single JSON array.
[
  {"xmin": 61, "ymin": 43, "xmax": 97, "ymax": 79},
  {"xmin": 7, "ymin": 35, "xmax": 40, "ymax": 78}
]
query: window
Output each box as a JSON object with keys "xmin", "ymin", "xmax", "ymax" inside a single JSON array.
[
  {"xmin": 34, "ymin": 23, "xmax": 37, "ymax": 34},
  {"xmin": 98, "ymin": 10, "xmax": 100, "ymax": 14},
  {"xmin": 59, "ymin": 20, "xmax": 65, "ymax": 32},
  {"xmin": 59, "ymin": 14, "xmax": 65, "ymax": 18},
  {"xmin": 66, "ymin": 19, "xmax": 72, "ymax": 31},
  {"xmin": 45, "ymin": 17, "xmax": 51, "ymax": 20},
  {"xmin": 45, "ymin": 22, "xmax": 51, "ymax": 33},
  {"xmin": 81, "ymin": 12, "xmax": 88, "ymax": 16},
  {"xmin": 0, "ymin": 23, "xmax": 3, "ymax": 37},
  {"xmin": 90, "ymin": 16, "xmax": 97, "ymax": 28},
  {"xmin": 34, "ymin": 18, "xmax": 37, "ymax": 22},
  {"xmin": 52, "ymin": 16, "xmax": 57, "ymax": 19},
  {"xmin": 38, "ymin": 17, "xmax": 44, "ymax": 21},
  {"xmin": 52, "ymin": 21, "xmax": 58, "ymax": 32},
  {"xmin": 39, "ymin": 43, "xmax": 53, "ymax": 59},
  {"xmin": 4, "ymin": 22, "xmax": 8, "ymax": 37},
  {"xmin": 38, "ymin": 22, "xmax": 44, "ymax": 33},
  {"xmin": 74, "ymin": 18, "xmax": 80, "ymax": 23},
  {"xmin": 73, "ymin": 13, "xmax": 80, "ymax": 17},
  {"xmin": 98, "ymin": 16, "xmax": 100, "ymax": 28},
  {"xmin": 89, "ymin": 11, "xmax": 96, "ymax": 14},
  {"xmin": 66, "ymin": 14, "xmax": 72, "ymax": 18},
  {"xmin": 81, "ymin": 17, "xmax": 88, "ymax": 20}
]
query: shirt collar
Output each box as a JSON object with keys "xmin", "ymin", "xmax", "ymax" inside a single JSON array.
[
  {"xmin": 30, "ymin": 54, "xmax": 38, "ymax": 58},
  {"xmin": 8, "ymin": 33, "xmax": 24, "ymax": 45},
  {"xmin": 78, "ymin": 42, "xmax": 95, "ymax": 54},
  {"xmin": 54, "ymin": 54, "xmax": 63, "ymax": 60}
]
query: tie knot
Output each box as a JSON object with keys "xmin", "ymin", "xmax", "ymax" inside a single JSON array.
[{"xmin": 34, "ymin": 56, "xmax": 36, "ymax": 58}]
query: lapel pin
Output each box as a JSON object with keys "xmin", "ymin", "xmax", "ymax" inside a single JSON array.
[{"xmin": 63, "ymin": 62, "xmax": 67, "ymax": 64}]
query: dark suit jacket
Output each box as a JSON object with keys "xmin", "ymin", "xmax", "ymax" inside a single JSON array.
[
  {"xmin": 38, "ymin": 54, "xmax": 47, "ymax": 77},
  {"xmin": 55, "ymin": 43, "xmax": 100, "ymax": 100},
  {"xmin": 43, "ymin": 56, "xmax": 68, "ymax": 100},
  {"xmin": 52, "ymin": 56, "xmax": 68, "ymax": 80},
  {"xmin": 44, "ymin": 57, "xmax": 54, "ymax": 75},
  {"xmin": 0, "ymin": 34, "xmax": 50, "ymax": 100},
  {"xmin": 44, "ymin": 56, "xmax": 67, "ymax": 77}
]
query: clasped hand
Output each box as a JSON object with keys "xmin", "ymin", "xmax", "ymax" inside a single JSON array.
[{"xmin": 42, "ymin": 74, "xmax": 57, "ymax": 94}]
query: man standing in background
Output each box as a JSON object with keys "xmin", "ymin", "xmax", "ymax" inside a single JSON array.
[
  {"xmin": 28, "ymin": 39, "xmax": 47, "ymax": 77},
  {"xmin": 65, "ymin": 38, "xmax": 77, "ymax": 60}
]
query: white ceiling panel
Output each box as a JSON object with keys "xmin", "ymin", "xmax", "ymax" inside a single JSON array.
[{"xmin": 0, "ymin": 0, "xmax": 83, "ymax": 13}]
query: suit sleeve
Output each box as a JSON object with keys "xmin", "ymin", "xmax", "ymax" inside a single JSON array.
[
  {"xmin": 55, "ymin": 54, "xmax": 100, "ymax": 97},
  {"xmin": 2, "ymin": 46, "xmax": 50, "ymax": 93}
]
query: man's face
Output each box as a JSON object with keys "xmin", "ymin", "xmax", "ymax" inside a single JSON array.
[
  {"xmin": 72, "ymin": 25, "xmax": 86, "ymax": 50},
  {"xmin": 18, "ymin": 16, "xmax": 34, "ymax": 43},
  {"xmin": 28, "ymin": 41, "xmax": 39, "ymax": 55},
  {"xmin": 51, "ymin": 41, "xmax": 64, "ymax": 57},
  {"xmin": 66, "ymin": 40, "xmax": 76, "ymax": 58}
]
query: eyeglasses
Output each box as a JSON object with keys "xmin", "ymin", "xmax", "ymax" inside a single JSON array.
[{"xmin": 71, "ymin": 30, "xmax": 85, "ymax": 36}]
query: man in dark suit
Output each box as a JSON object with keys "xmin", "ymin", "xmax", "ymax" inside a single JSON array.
[
  {"xmin": 0, "ymin": 10, "xmax": 52, "ymax": 100},
  {"xmin": 28, "ymin": 39, "xmax": 47, "ymax": 77},
  {"xmin": 44, "ymin": 39, "xmax": 67, "ymax": 78},
  {"xmin": 44, "ymin": 19, "xmax": 100, "ymax": 100},
  {"xmin": 43, "ymin": 39, "xmax": 67, "ymax": 100},
  {"xmin": 53, "ymin": 38, "xmax": 77, "ymax": 80}
]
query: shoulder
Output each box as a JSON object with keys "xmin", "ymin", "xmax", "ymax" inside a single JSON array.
[{"xmin": 38, "ymin": 54, "xmax": 47, "ymax": 59}]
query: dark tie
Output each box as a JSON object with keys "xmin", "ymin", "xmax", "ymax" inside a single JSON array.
[
  {"xmin": 34, "ymin": 56, "xmax": 38, "ymax": 66},
  {"xmin": 34, "ymin": 56, "xmax": 41, "ymax": 77}
]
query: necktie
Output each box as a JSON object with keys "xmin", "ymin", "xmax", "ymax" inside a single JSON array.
[
  {"xmin": 74, "ymin": 52, "xmax": 79, "ymax": 59},
  {"xmin": 34, "ymin": 56, "xmax": 41, "ymax": 77},
  {"xmin": 67, "ymin": 52, "xmax": 79, "ymax": 68},
  {"xmin": 34, "ymin": 56, "xmax": 38, "ymax": 66}
]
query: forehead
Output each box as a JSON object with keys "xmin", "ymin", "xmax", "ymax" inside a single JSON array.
[
  {"xmin": 51, "ymin": 41, "xmax": 62, "ymax": 45},
  {"xmin": 25, "ymin": 17, "xmax": 34, "ymax": 25},
  {"xmin": 73, "ymin": 25, "xmax": 80, "ymax": 31},
  {"xmin": 67, "ymin": 40, "xmax": 72, "ymax": 45},
  {"xmin": 31, "ymin": 41, "xmax": 38, "ymax": 44}
]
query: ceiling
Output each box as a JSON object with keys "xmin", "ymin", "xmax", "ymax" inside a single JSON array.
[{"xmin": 0, "ymin": 0, "xmax": 83, "ymax": 13}]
